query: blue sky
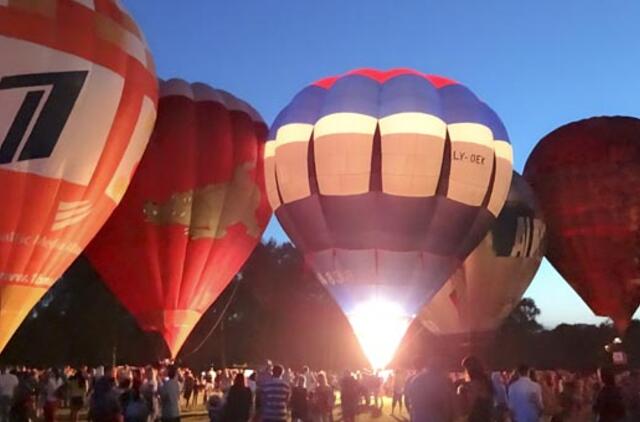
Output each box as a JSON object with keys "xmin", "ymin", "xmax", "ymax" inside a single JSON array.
[{"xmin": 123, "ymin": 0, "xmax": 640, "ymax": 327}]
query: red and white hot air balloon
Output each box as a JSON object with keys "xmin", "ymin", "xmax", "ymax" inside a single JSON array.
[{"xmin": 86, "ymin": 80, "xmax": 271, "ymax": 357}]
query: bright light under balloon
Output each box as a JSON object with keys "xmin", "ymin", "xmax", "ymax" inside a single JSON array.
[{"xmin": 347, "ymin": 299, "xmax": 412, "ymax": 369}]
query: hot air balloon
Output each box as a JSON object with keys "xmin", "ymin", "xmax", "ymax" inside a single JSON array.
[
  {"xmin": 0, "ymin": 0, "xmax": 157, "ymax": 353},
  {"xmin": 419, "ymin": 172, "xmax": 546, "ymax": 342},
  {"xmin": 524, "ymin": 116, "xmax": 640, "ymax": 333},
  {"xmin": 265, "ymin": 68, "xmax": 513, "ymax": 368},
  {"xmin": 86, "ymin": 79, "xmax": 271, "ymax": 357}
]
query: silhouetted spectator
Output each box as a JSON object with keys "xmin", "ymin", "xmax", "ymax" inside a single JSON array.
[{"xmin": 593, "ymin": 367, "xmax": 625, "ymax": 422}]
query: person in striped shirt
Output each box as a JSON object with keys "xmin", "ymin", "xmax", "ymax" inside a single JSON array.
[{"xmin": 258, "ymin": 365, "xmax": 291, "ymax": 422}]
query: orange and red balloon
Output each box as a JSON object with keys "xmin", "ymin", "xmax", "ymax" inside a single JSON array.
[{"xmin": 0, "ymin": 0, "xmax": 157, "ymax": 352}]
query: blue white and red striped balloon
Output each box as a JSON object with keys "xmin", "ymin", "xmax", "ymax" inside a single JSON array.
[{"xmin": 265, "ymin": 68, "xmax": 513, "ymax": 368}]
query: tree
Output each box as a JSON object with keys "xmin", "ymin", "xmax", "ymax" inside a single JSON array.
[
  {"xmin": 3, "ymin": 251, "xmax": 639, "ymax": 371},
  {"xmin": 503, "ymin": 298, "xmax": 543, "ymax": 333}
]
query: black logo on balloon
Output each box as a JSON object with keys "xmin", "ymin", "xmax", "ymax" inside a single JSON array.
[
  {"xmin": 0, "ymin": 71, "xmax": 88, "ymax": 164},
  {"xmin": 492, "ymin": 205, "xmax": 544, "ymax": 258}
]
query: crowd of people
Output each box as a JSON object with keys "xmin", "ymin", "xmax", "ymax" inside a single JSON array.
[
  {"xmin": 0, "ymin": 358, "xmax": 639, "ymax": 422},
  {"xmin": 398, "ymin": 355, "xmax": 640, "ymax": 422},
  {"xmin": 0, "ymin": 362, "xmax": 337, "ymax": 422}
]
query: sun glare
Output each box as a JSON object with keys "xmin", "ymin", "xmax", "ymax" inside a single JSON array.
[{"xmin": 347, "ymin": 298, "xmax": 412, "ymax": 369}]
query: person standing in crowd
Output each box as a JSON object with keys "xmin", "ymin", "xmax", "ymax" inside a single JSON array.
[
  {"xmin": 370, "ymin": 371, "xmax": 383, "ymax": 412},
  {"xmin": 43, "ymin": 368, "xmax": 63, "ymax": 422},
  {"xmin": 203, "ymin": 373, "xmax": 215, "ymax": 407},
  {"xmin": 182, "ymin": 370, "xmax": 195, "ymax": 409},
  {"xmin": 0, "ymin": 366, "xmax": 19, "ymax": 422},
  {"xmin": 89, "ymin": 375, "xmax": 122, "ymax": 422},
  {"xmin": 207, "ymin": 393, "xmax": 224, "ymax": 422},
  {"xmin": 339, "ymin": 371, "xmax": 359, "ymax": 422},
  {"xmin": 593, "ymin": 367, "xmax": 626, "ymax": 422},
  {"xmin": 192, "ymin": 373, "xmax": 202, "ymax": 407},
  {"xmin": 257, "ymin": 361, "xmax": 273, "ymax": 385},
  {"xmin": 117, "ymin": 378, "xmax": 132, "ymax": 411},
  {"xmin": 311, "ymin": 372, "xmax": 334, "ymax": 422},
  {"xmin": 140, "ymin": 366, "xmax": 159, "ymax": 422},
  {"xmin": 159, "ymin": 366, "xmax": 181, "ymax": 422},
  {"xmin": 218, "ymin": 370, "xmax": 231, "ymax": 394},
  {"xmin": 555, "ymin": 379, "xmax": 581, "ymax": 422},
  {"xmin": 391, "ymin": 369, "xmax": 407, "ymax": 416},
  {"xmin": 508, "ymin": 364, "xmax": 543, "ymax": 422},
  {"xmin": 290, "ymin": 375, "xmax": 309, "ymax": 422},
  {"xmin": 258, "ymin": 365, "xmax": 291, "ymax": 422},
  {"xmin": 247, "ymin": 372, "xmax": 258, "ymax": 396},
  {"xmin": 404, "ymin": 355, "xmax": 455, "ymax": 422},
  {"xmin": 69, "ymin": 369, "xmax": 88, "ymax": 422},
  {"xmin": 458, "ymin": 356, "xmax": 493, "ymax": 422},
  {"xmin": 104, "ymin": 366, "xmax": 117, "ymax": 383},
  {"xmin": 539, "ymin": 372, "xmax": 560, "ymax": 422},
  {"xmin": 9, "ymin": 371, "xmax": 37, "ymax": 422},
  {"xmin": 123, "ymin": 387, "xmax": 150, "ymax": 422},
  {"xmin": 491, "ymin": 372, "xmax": 509, "ymax": 422},
  {"xmin": 621, "ymin": 370, "xmax": 640, "ymax": 421},
  {"xmin": 301, "ymin": 366, "xmax": 316, "ymax": 393},
  {"xmin": 222, "ymin": 372, "xmax": 252, "ymax": 422}
]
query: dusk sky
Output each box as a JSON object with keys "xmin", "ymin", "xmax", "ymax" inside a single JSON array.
[{"xmin": 123, "ymin": 0, "xmax": 640, "ymax": 327}]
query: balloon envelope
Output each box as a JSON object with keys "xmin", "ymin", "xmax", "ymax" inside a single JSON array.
[
  {"xmin": 0, "ymin": 0, "xmax": 157, "ymax": 352},
  {"xmin": 86, "ymin": 80, "xmax": 271, "ymax": 357},
  {"xmin": 265, "ymin": 68, "xmax": 513, "ymax": 367},
  {"xmin": 420, "ymin": 172, "xmax": 546, "ymax": 336},
  {"xmin": 524, "ymin": 116, "xmax": 640, "ymax": 332}
]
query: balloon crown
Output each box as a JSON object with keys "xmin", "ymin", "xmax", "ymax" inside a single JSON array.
[{"xmin": 313, "ymin": 68, "xmax": 458, "ymax": 89}]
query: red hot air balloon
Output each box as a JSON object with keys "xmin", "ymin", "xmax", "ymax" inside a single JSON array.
[
  {"xmin": 265, "ymin": 68, "xmax": 513, "ymax": 368},
  {"xmin": 0, "ymin": 0, "xmax": 157, "ymax": 353},
  {"xmin": 86, "ymin": 79, "xmax": 271, "ymax": 357},
  {"xmin": 525, "ymin": 116, "xmax": 640, "ymax": 333},
  {"xmin": 420, "ymin": 172, "xmax": 546, "ymax": 339}
]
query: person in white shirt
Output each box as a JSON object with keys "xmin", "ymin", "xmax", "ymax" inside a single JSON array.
[
  {"xmin": 508, "ymin": 365, "xmax": 544, "ymax": 422},
  {"xmin": 44, "ymin": 368, "xmax": 64, "ymax": 422},
  {"xmin": 0, "ymin": 366, "xmax": 19, "ymax": 422},
  {"xmin": 302, "ymin": 366, "xmax": 317, "ymax": 393},
  {"xmin": 141, "ymin": 366, "xmax": 159, "ymax": 422}
]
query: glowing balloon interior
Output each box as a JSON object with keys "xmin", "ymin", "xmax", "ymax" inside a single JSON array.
[
  {"xmin": 266, "ymin": 68, "xmax": 513, "ymax": 367},
  {"xmin": 0, "ymin": 0, "xmax": 157, "ymax": 352},
  {"xmin": 347, "ymin": 298, "xmax": 412, "ymax": 369}
]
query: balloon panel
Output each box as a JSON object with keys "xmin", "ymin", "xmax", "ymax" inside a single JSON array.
[
  {"xmin": 0, "ymin": 0, "xmax": 157, "ymax": 352},
  {"xmin": 420, "ymin": 172, "xmax": 546, "ymax": 335}
]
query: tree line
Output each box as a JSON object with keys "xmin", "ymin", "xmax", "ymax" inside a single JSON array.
[{"xmin": 1, "ymin": 241, "xmax": 638, "ymax": 370}]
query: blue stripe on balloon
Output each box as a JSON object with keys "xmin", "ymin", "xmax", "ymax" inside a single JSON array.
[
  {"xmin": 269, "ymin": 85, "xmax": 327, "ymax": 138},
  {"xmin": 379, "ymin": 74, "xmax": 444, "ymax": 118},
  {"xmin": 318, "ymin": 75, "xmax": 380, "ymax": 118},
  {"xmin": 270, "ymin": 74, "xmax": 509, "ymax": 143},
  {"xmin": 482, "ymin": 106, "xmax": 510, "ymax": 142},
  {"xmin": 439, "ymin": 85, "xmax": 510, "ymax": 142},
  {"xmin": 438, "ymin": 84, "xmax": 481, "ymax": 123}
]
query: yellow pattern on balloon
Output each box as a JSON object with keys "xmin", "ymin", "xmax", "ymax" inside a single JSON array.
[{"xmin": 143, "ymin": 163, "xmax": 262, "ymax": 239}]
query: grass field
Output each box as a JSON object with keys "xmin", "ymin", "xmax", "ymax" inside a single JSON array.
[{"xmin": 56, "ymin": 396, "xmax": 410, "ymax": 421}]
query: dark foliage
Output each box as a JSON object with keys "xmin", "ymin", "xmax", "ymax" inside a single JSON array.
[{"xmin": 1, "ymin": 241, "xmax": 638, "ymax": 371}]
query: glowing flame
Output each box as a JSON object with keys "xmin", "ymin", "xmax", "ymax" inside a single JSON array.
[{"xmin": 347, "ymin": 299, "xmax": 412, "ymax": 369}]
